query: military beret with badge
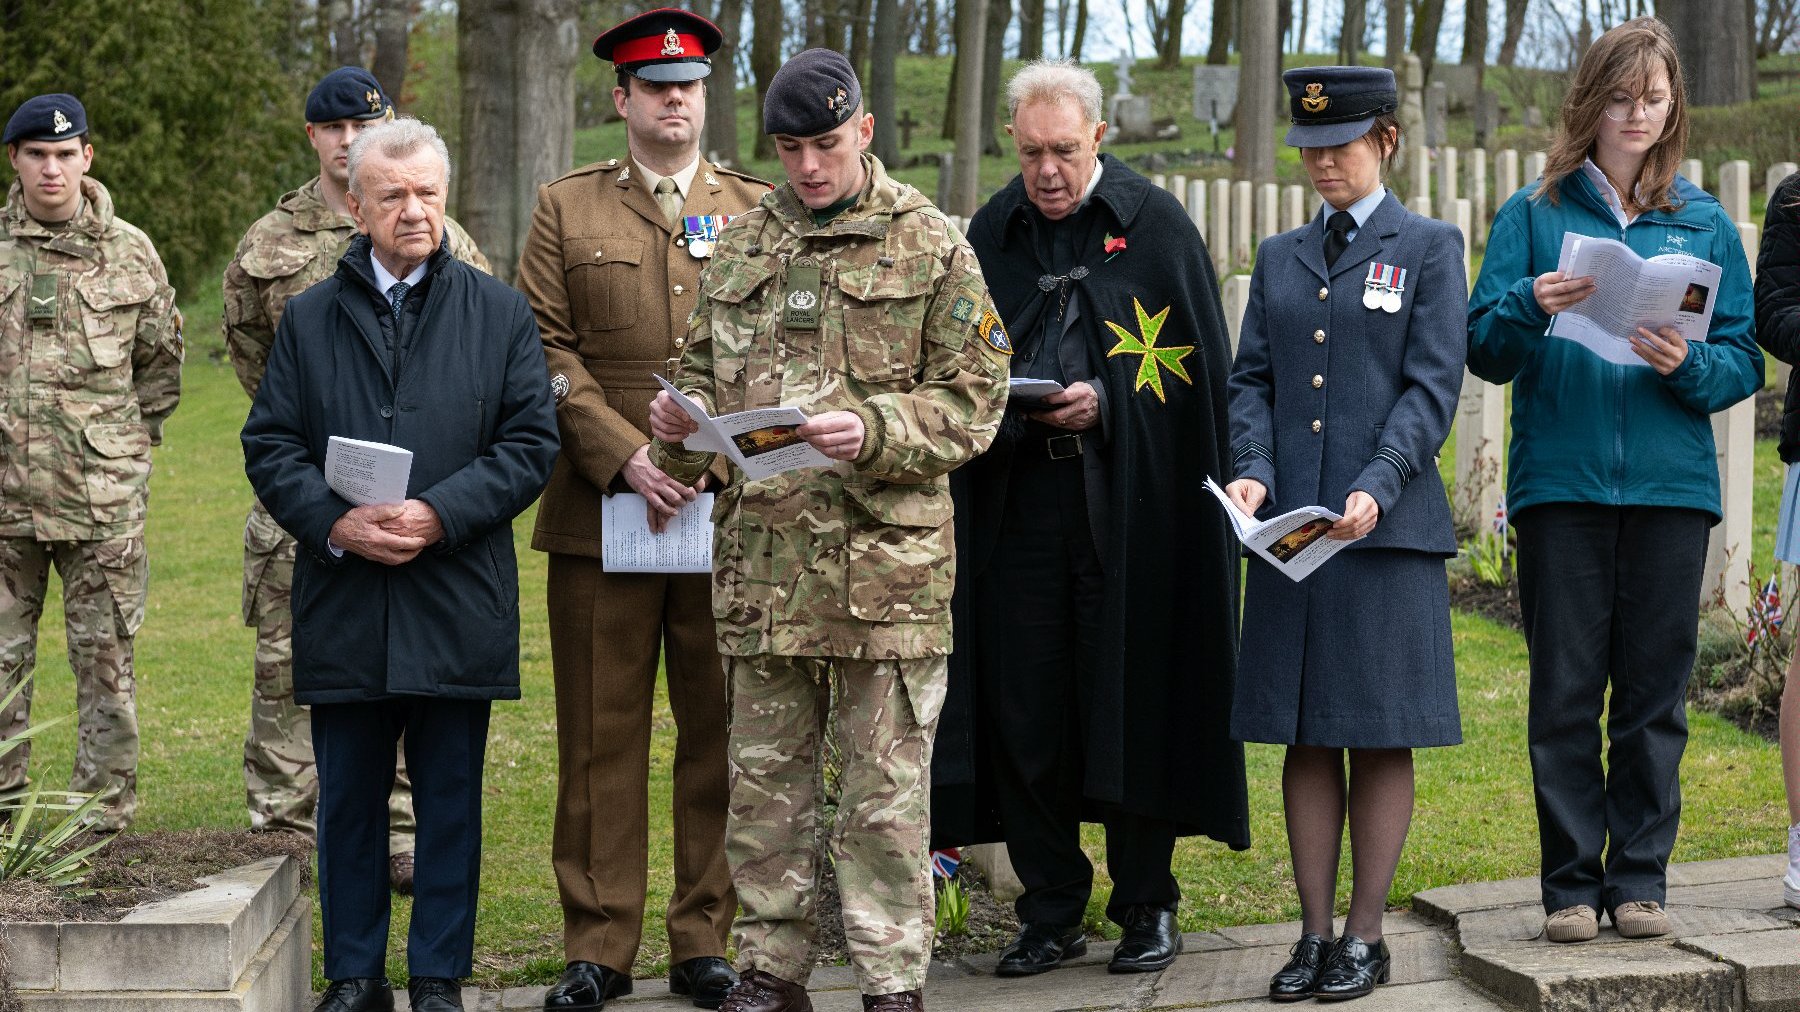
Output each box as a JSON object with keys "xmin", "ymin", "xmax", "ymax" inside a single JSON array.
[
  {"xmin": 764, "ymin": 48, "xmax": 862, "ymax": 137},
  {"xmin": 4, "ymin": 94, "xmax": 87, "ymax": 147},
  {"xmin": 306, "ymin": 66, "xmax": 394, "ymax": 124},
  {"xmin": 593, "ymin": 7, "xmax": 721, "ymax": 83}
]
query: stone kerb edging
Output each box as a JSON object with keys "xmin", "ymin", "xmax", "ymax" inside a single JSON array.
[
  {"xmin": 1413, "ymin": 855, "xmax": 1800, "ymax": 1012},
  {"xmin": 8, "ymin": 854, "xmax": 312, "ymax": 1010}
]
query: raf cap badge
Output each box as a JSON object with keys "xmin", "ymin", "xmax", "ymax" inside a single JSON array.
[
  {"xmin": 1363, "ymin": 262, "xmax": 1406, "ymax": 314},
  {"xmin": 51, "ymin": 109, "xmax": 71, "ymax": 134},
  {"xmin": 1301, "ymin": 83, "xmax": 1329, "ymax": 114}
]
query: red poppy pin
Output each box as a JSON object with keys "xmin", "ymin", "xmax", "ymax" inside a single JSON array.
[{"xmin": 1103, "ymin": 233, "xmax": 1127, "ymax": 260}]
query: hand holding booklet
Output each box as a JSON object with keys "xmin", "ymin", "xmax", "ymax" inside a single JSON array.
[
  {"xmin": 325, "ymin": 436, "xmax": 412, "ymax": 506},
  {"xmin": 656, "ymin": 375, "xmax": 834, "ymax": 481},
  {"xmin": 602, "ymin": 492, "xmax": 714, "ymax": 573},
  {"xmin": 1549, "ymin": 232, "xmax": 1722, "ymax": 367},
  {"xmin": 1203, "ymin": 477, "xmax": 1357, "ymax": 582}
]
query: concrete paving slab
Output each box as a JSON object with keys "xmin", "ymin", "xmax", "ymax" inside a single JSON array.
[
  {"xmin": 1669, "ymin": 877, "xmax": 1794, "ymax": 914},
  {"xmin": 1667, "ymin": 855, "xmax": 1787, "ymax": 888},
  {"xmin": 1413, "ymin": 874, "xmax": 1540, "ymax": 920},
  {"xmin": 4, "ymin": 923, "xmax": 58, "ymax": 991},
  {"xmin": 1150, "ymin": 929, "xmax": 1451, "ymax": 1007},
  {"xmin": 925, "ymin": 961, "xmax": 1152, "ymax": 1012},
  {"xmin": 1213, "ymin": 909, "xmax": 1436, "ymax": 947},
  {"xmin": 1186, "ymin": 978, "xmax": 1511, "ymax": 1011},
  {"xmin": 1462, "ymin": 939, "xmax": 1737, "ymax": 1012},
  {"xmin": 1454, "ymin": 905, "xmax": 1548, "ymax": 947},
  {"xmin": 1677, "ymin": 928, "xmax": 1800, "ymax": 1012}
]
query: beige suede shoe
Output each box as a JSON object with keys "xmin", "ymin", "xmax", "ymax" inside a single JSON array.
[
  {"xmin": 1544, "ymin": 905, "xmax": 1598, "ymax": 943},
  {"xmin": 1612, "ymin": 901, "xmax": 1671, "ymax": 939}
]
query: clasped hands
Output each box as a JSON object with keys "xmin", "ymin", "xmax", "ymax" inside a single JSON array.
[
  {"xmin": 1533, "ymin": 271, "xmax": 1689, "ymax": 375},
  {"xmin": 329, "ymin": 499, "xmax": 443, "ymax": 565},
  {"xmin": 1224, "ymin": 479, "xmax": 1379, "ymax": 541}
]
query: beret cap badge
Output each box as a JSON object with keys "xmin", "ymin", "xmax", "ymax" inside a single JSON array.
[
  {"xmin": 826, "ymin": 86, "xmax": 849, "ymax": 114},
  {"xmin": 1301, "ymin": 83, "xmax": 1329, "ymax": 113},
  {"xmin": 51, "ymin": 109, "xmax": 72, "ymax": 134},
  {"xmin": 365, "ymin": 89, "xmax": 382, "ymax": 114}
]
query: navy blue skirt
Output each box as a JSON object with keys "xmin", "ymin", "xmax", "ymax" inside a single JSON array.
[{"xmin": 1231, "ymin": 547, "xmax": 1461, "ymax": 749}]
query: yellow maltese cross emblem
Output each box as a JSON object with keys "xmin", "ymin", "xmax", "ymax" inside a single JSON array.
[
  {"xmin": 1302, "ymin": 82, "xmax": 1330, "ymax": 113},
  {"xmin": 1104, "ymin": 298, "xmax": 1193, "ymax": 403}
]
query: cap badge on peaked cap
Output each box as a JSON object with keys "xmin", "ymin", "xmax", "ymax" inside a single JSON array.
[
  {"xmin": 1301, "ymin": 83, "xmax": 1329, "ymax": 114},
  {"xmin": 662, "ymin": 28, "xmax": 683, "ymax": 55}
]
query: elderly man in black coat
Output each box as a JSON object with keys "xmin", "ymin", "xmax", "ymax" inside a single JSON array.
[
  {"xmin": 242, "ymin": 118, "xmax": 558, "ymax": 1012},
  {"xmin": 932, "ymin": 59, "xmax": 1249, "ymax": 978}
]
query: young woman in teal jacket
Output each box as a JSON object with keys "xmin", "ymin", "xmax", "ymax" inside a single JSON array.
[{"xmin": 1467, "ymin": 17, "xmax": 1762, "ymax": 945}]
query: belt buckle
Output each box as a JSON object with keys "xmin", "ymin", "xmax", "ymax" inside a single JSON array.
[{"xmin": 1047, "ymin": 433, "xmax": 1082, "ymax": 460}]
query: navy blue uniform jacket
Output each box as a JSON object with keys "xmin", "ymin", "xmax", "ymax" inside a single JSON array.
[
  {"xmin": 242, "ymin": 236, "xmax": 559, "ymax": 704},
  {"xmin": 1229, "ymin": 190, "xmax": 1464, "ymax": 553}
]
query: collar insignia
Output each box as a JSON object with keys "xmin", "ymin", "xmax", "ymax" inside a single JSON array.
[{"xmin": 1301, "ymin": 82, "xmax": 1330, "ymax": 114}]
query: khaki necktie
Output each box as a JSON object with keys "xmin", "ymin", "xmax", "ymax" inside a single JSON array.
[{"xmin": 654, "ymin": 177, "xmax": 682, "ymax": 226}]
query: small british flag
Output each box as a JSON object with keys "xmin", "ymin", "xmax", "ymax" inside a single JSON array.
[
  {"xmin": 930, "ymin": 848, "xmax": 961, "ymax": 880},
  {"xmin": 1748, "ymin": 572, "xmax": 1783, "ymax": 647},
  {"xmin": 1492, "ymin": 493, "xmax": 1508, "ymax": 535}
]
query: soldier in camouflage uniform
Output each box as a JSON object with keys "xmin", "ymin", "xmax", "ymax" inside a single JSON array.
[
  {"xmin": 648, "ymin": 51, "xmax": 1008, "ymax": 1012},
  {"xmin": 0, "ymin": 94, "xmax": 181, "ymax": 832},
  {"xmin": 222, "ymin": 68, "xmax": 488, "ymax": 886}
]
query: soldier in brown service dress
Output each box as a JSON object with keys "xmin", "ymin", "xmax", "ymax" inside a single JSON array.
[
  {"xmin": 222, "ymin": 67, "xmax": 489, "ymax": 893},
  {"xmin": 515, "ymin": 10, "xmax": 769, "ymax": 1011}
]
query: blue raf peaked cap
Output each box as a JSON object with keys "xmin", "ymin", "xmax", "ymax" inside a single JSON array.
[
  {"xmin": 1282, "ymin": 67, "xmax": 1398, "ymax": 148},
  {"xmin": 4, "ymin": 94, "xmax": 88, "ymax": 147},
  {"xmin": 306, "ymin": 67, "xmax": 394, "ymax": 123}
]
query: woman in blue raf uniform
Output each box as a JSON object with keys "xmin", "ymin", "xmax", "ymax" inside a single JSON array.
[
  {"xmin": 1469, "ymin": 18, "xmax": 1761, "ymax": 945},
  {"xmin": 1224, "ymin": 66, "xmax": 1466, "ymax": 1003}
]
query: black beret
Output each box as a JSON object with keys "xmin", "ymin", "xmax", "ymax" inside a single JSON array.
[
  {"xmin": 593, "ymin": 8, "xmax": 720, "ymax": 83},
  {"xmin": 306, "ymin": 67, "xmax": 394, "ymax": 123},
  {"xmin": 764, "ymin": 49, "xmax": 861, "ymax": 137},
  {"xmin": 4, "ymin": 94, "xmax": 87, "ymax": 147},
  {"xmin": 1282, "ymin": 66, "xmax": 1398, "ymax": 148}
]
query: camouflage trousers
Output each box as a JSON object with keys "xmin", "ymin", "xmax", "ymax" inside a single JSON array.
[
  {"xmin": 0, "ymin": 536, "xmax": 147, "ymax": 831},
  {"xmin": 726, "ymin": 654, "xmax": 946, "ymax": 996},
  {"xmin": 242, "ymin": 502, "xmax": 414, "ymax": 852}
]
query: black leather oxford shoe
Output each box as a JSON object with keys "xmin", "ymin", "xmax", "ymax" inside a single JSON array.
[
  {"xmin": 407, "ymin": 976, "xmax": 464, "ymax": 1011},
  {"xmin": 1268, "ymin": 933, "xmax": 1332, "ymax": 1001},
  {"xmin": 1313, "ymin": 935, "xmax": 1390, "ymax": 1001},
  {"xmin": 1107, "ymin": 905, "xmax": 1182, "ymax": 974},
  {"xmin": 995, "ymin": 923, "xmax": 1087, "ymax": 976},
  {"xmin": 544, "ymin": 961, "xmax": 633, "ymax": 1010},
  {"xmin": 670, "ymin": 956, "xmax": 738, "ymax": 1009},
  {"xmin": 314, "ymin": 978, "xmax": 394, "ymax": 1012}
]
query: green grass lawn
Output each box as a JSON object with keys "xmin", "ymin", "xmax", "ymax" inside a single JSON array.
[{"xmin": 8, "ymin": 282, "xmax": 1789, "ymax": 990}]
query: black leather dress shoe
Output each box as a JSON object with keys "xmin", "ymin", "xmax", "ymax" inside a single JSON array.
[
  {"xmin": 408, "ymin": 976, "xmax": 464, "ymax": 1011},
  {"xmin": 1107, "ymin": 905, "xmax": 1182, "ymax": 973},
  {"xmin": 544, "ymin": 962, "xmax": 633, "ymax": 1010},
  {"xmin": 995, "ymin": 923, "xmax": 1087, "ymax": 976},
  {"xmin": 1268, "ymin": 933, "xmax": 1332, "ymax": 1001},
  {"xmin": 1313, "ymin": 935, "xmax": 1390, "ymax": 1001},
  {"xmin": 670, "ymin": 956, "xmax": 738, "ymax": 1009},
  {"xmin": 314, "ymin": 978, "xmax": 394, "ymax": 1012}
]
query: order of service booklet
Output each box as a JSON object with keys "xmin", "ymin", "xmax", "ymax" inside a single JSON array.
[
  {"xmin": 601, "ymin": 492, "xmax": 714, "ymax": 573},
  {"xmin": 1203, "ymin": 476, "xmax": 1357, "ymax": 582},
  {"xmin": 1549, "ymin": 232, "xmax": 1722, "ymax": 367},
  {"xmin": 324, "ymin": 436, "xmax": 412, "ymax": 506},
  {"xmin": 655, "ymin": 374, "xmax": 835, "ymax": 481}
]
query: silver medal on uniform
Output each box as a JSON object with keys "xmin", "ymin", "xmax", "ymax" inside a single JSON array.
[{"xmin": 1364, "ymin": 263, "xmax": 1406, "ymax": 314}]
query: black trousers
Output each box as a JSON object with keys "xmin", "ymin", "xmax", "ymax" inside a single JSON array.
[
  {"xmin": 314, "ymin": 696, "xmax": 492, "ymax": 980},
  {"xmin": 1514, "ymin": 503, "xmax": 1709, "ymax": 915},
  {"xmin": 976, "ymin": 436, "xmax": 1178, "ymax": 928}
]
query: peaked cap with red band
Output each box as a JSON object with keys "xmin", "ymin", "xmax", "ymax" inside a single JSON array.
[{"xmin": 592, "ymin": 8, "xmax": 721, "ymax": 83}]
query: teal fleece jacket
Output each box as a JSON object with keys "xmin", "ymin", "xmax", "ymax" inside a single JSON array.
[{"xmin": 1468, "ymin": 171, "xmax": 1762, "ymax": 523}]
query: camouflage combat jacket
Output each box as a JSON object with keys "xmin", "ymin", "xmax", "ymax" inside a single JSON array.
[
  {"xmin": 222, "ymin": 175, "xmax": 490, "ymax": 399},
  {"xmin": 651, "ymin": 155, "xmax": 1009, "ymax": 659},
  {"xmin": 0, "ymin": 177, "xmax": 181, "ymax": 542}
]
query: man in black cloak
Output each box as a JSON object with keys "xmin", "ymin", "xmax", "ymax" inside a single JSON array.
[{"xmin": 932, "ymin": 59, "xmax": 1250, "ymax": 978}]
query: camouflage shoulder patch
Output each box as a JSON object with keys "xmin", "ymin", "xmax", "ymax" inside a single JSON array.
[
  {"xmin": 977, "ymin": 308, "xmax": 1012, "ymax": 354},
  {"xmin": 950, "ymin": 296, "xmax": 974, "ymax": 322}
]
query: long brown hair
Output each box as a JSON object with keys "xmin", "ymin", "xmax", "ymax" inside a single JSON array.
[{"xmin": 1532, "ymin": 17, "xmax": 1689, "ymax": 212}]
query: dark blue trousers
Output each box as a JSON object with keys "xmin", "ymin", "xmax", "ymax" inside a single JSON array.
[
  {"xmin": 1514, "ymin": 503, "xmax": 1709, "ymax": 916},
  {"xmin": 313, "ymin": 697, "xmax": 491, "ymax": 980}
]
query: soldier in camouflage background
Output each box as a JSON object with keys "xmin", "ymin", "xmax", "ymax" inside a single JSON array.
[
  {"xmin": 648, "ymin": 50, "xmax": 1008, "ymax": 1012},
  {"xmin": 222, "ymin": 68, "xmax": 488, "ymax": 890},
  {"xmin": 0, "ymin": 93, "xmax": 181, "ymax": 832}
]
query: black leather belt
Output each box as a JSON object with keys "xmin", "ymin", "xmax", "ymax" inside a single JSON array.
[{"xmin": 1046, "ymin": 433, "xmax": 1083, "ymax": 459}]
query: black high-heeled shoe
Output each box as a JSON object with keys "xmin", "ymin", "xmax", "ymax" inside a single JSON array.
[
  {"xmin": 1267, "ymin": 932, "xmax": 1332, "ymax": 1002},
  {"xmin": 1312, "ymin": 935, "xmax": 1390, "ymax": 1001}
]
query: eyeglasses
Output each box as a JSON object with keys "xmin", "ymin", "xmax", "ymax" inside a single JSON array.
[{"xmin": 1604, "ymin": 94, "xmax": 1672, "ymax": 122}]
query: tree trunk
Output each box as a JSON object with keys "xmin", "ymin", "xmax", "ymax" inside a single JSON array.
[
  {"xmin": 1339, "ymin": 0, "xmax": 1365, "ymax": 63},
  {"xmin": 1070, "ymin": 0, "xmax": 1087, "ymax": 58},
  {"xmin": 981, "ymin": 0, "xmax": 1010, "ymax": 155},
  {"xmin": 330, "ymin": 0, "xmax": 360, "ymax": 65},
  {"xmin": 848, "ymin": 0, "xmax": 874, "ymax": 77},
  {"xmin": 457, "ymin": 0, "xmax": 577, "ymax": 285},
  {"xmin": 951, "ymin": 0, "xmax": 989, "ymax": 216},
  {"xmin": 824, "ymin": 0, "xmax": 846, "ymax": 55},
  {"xmin": 706, "ymin": 0, "xmax": 744, "ymax": 165},
  {"xmin": 1236, "ymin": 0, "xmax": 1277, "ymax": 184},
  {"xmin": 1409, "ymin": 0, "xmax": 1445, "ymax": 77},
  {"xmin": 1384, "ymin": 0, "xmax": 1404, "ymax": 67},
  {"xmin": 872, "ymin": 0, "xmax": 902, "ymax": 163},
  {"xmin": 1497, "ymin": 0, "xmax": 1527, "ymax": 67},
  {"xmin": 1663, "ymin": 1, "xmax": 1754, "ymax": 106},
  {"xmin": 1206, "ymin": 0, "xmax": 1235, "ymax": 64},
  {"xmin": 372, "ymin": 0, "xmax": 409, "ymax": 106},
  {"xmin": 920, "ymin": 0, "xmax": 939, "ymax": 54},
  {"xmin": 1461, "ymin": 0, "xmax": 1487, "ymax": 64},
  {"xmin": 1296, "ymin": 0, "xmax": 1310, "ymax": 55},
  {"xmin": 1157, "ymin": 0, "xmax": 1186, "ymax": 68},
  {"xmin": 751, "ymin": 0, "xmax": 782, "ymax": 158},
  {"xmin": 1018, "ymin": 0, "xmax": 1045, "ymax": 59}
]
